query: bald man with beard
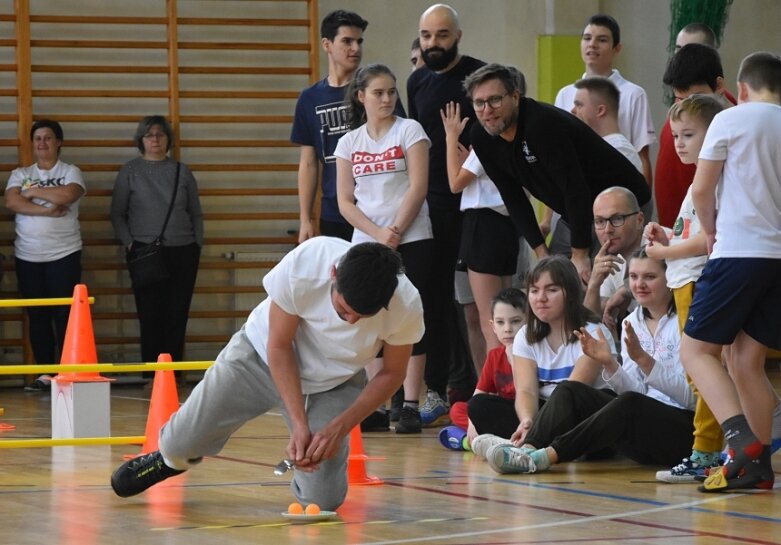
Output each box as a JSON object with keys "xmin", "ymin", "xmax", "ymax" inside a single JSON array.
[{"xmin": 406, "ymin": 4, "xmax": 486, "ymax": 427}]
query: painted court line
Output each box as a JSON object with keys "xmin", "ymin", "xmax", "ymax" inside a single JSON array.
[{"xmin": 350, "ymin": 495, "xmax": 744, "ymax": 545}]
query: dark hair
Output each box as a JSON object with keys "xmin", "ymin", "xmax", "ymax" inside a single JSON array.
[
  {"xmin": 491, "ymin": 287, "xmax": 527, "ymax": 317},
  {"xmin": 525, "ymin": 256, "xmax": 600, "ymax": 344},
  {"xmin": 30, "ymin": 119, "xmax": 64, "ymax": 142},
  {"xmin": 134, "ymin": 115, "xmax": 174, "ymax": 153},
  {"xmin": 345, "ymin": 63, "xmax": 396, "ymax": 129},
  {"xmin": 738, "ymin": 51, "xmax": 781, "ymax": 97},
  {"xmin": 679, "ymin": 23, "xmax": 716, "ymax": 48},
  {"xmin": 663, "ymin": 43, "xmax": 724, "ymax": 92},
  {"xmin": 586, "ymin": 14, "xmax": 620, "ymax": 46},
  {"xmin": 320, "ymin": 10, "xmax": 368, "ymax": 42},
  {"xmin": 463, "ymin": 63, "xmax": 526, "ymax": 97},
  {"xmin": 628, "ymin": 247, "xmax": 676, "ymax": 318},
  {"xmin": 334, "ymin": 242, "xmax": 403, "ymax": 315},
  {"xmin": 668, "ymin": 93, "xmax": 723, "ymax": 127},
  {"xmin": 411, "ymin": 37, "xmax": 420, "ymax": 51},
  {"xmin": 574, "ymin": 76, "xmax": 620, "ymax": 114}
]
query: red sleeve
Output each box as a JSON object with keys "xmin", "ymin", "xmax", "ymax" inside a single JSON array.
[{"xmin": 654, "ymin": 118, "xmax": 696, "ymax": 228}]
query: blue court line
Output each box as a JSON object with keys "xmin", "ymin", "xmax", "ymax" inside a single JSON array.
[{"xmin": 415, "ymin": 469, "xmax": 781, "ymax": 525}]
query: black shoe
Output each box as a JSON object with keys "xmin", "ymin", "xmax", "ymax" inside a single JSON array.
[
  {"xmin": 360, "ymin": 410, "xmax": 390, "ymax": 432},
  {"xmin": 390, "ymin": 389, "xmax": 404, "ymax": 422},
  {"xmin": 111, "ymin": 451, "xmax": 184, "ymax": 497},
  {"xmin": 395, "ymin": 406, "xmax": 422, "ymax": 434}
]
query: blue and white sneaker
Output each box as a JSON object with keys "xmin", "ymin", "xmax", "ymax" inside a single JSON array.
[
  {"xmin": 420, "ymin": 390, "xmax": 450, "ymax": 427},
  {"xmin": 656, "ymin": 457, "xmax": 721, "ymax": 483},
  {"xmin": 486, "ymin": 444, "xmax": 537, "ymax": 474}
]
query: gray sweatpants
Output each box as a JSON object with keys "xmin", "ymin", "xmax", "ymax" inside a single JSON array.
[{"xmin": 159, "ymin": 324, "xmax": 364, "ymax": 510}]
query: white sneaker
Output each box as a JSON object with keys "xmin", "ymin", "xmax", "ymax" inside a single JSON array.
[
  {"xmin": 486, "ymin": 444, "xmax": 537, "ymax": 474},
  {"xmin": 471, "ymin": 434, "xmax": 513, "ymax": 459}
]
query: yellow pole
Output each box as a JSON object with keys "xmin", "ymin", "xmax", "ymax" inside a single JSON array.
[
  {"xmin": 0, "ymin": 361, "xmax": 214, "ymax": 375},
  {"xmin": 0, "ymin": 297, "xmax": 95, "ymax": 308},
  {"xmin": 0, "ymin": 436, "xmax": 145, "ymax": 449}
]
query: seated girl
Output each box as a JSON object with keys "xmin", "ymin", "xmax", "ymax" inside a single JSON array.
[
  {"xmin": 471, "ymin": 256, "xmax": 615, "ymax": 458},
  {"xmin": 484, "ymin": 249, "xmax": 695, "ymax": 473}
]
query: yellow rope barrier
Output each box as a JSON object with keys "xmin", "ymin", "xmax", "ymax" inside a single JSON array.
[
  {"xmin": 0, "ymin": 297, "xmax": 95, "ymax": 308},
  {"xmin": 0, "ymin": 436, "xmax": 145, "ymax": 449},
  {"xmin": 0, "ymin": 361, "xmax": 214, "ymax": 375}
]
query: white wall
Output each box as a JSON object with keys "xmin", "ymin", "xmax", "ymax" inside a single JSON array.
[{"xmin": 319, "ymin": 0, "xmax": 781, "ymax": 154}]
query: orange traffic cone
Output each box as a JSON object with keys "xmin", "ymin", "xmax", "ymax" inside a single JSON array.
[
  {"xmin": 347, "ymin": 426, "xmax": 383, "ymax": 486},
  {"xmin": 54, "ymin": 284, "xmax": 111, "ymax": 383},
  {"xmin": 0, "ymin": 407, "xmax": 15, "ymax": 431},
  {"xmin": 125, "ymin": 354, "xmax": 180, "ymax": 459}
]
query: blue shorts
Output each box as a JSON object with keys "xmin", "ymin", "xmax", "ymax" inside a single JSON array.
[{"xmin": 684, "ymin": 258, "xmax": 781, "ymax": 350}]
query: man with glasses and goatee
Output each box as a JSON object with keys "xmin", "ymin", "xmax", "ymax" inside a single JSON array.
[{"xmin": 465, "ymin": 63, "xmax": 651, "ymax": 289}]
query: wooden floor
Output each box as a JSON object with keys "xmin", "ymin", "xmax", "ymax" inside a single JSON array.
[{"xmin": 1, "ymin": 372, "xmax": 781, "ymax": 545}]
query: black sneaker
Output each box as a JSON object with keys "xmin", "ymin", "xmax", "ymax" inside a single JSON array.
[
  {"xmin": 395, "ymin": 406, "xmax": 422, "ymax": 434},
  {"xmin": 360, "ymin": 410, "xmax": 390, "ymax": 432},
  {"xmin": 111, "ymin": 451, "xmax": 184, "ymax": 497}
]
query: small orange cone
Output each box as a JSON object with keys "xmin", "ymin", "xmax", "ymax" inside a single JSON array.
[
  {"xmin": 347, "ymin": 426, "xmax": 383, "ymax": 486},
  {"xmin": 54, "ymin": 284, "xmax": 111, "ymax": 383},
  {"xmin": 0, "ymin": 407, "xmax": 14, "ymax": 431},
  {"xmin": 125, "ymin": 354, "xmax": 180, "ymax": 459}
]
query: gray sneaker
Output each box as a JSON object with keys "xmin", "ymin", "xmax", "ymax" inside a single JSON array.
[
  {"xmin": 471, "ymin": 434, "xmax": 513, "ymax": 459},
  {"xmin": 486, "ymin": 444, "xmax": 537, "ymax": 474}
]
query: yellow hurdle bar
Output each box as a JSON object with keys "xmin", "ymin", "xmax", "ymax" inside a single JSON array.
[
  {"xmin": 0, "ymin": 436, "xmax": 145, "ymax": 449},
  {"xmin": 0, "ymin": 361, "xmax": 214, "ymax": 375},
  {"xmin": 0, "ymin": 297, "xmax": 95, "ymax": 308}
]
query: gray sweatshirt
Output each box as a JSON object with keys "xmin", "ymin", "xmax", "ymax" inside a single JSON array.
[{"xmin": 110, "ymin": 157, "xmax": 204, "ymax": 247}]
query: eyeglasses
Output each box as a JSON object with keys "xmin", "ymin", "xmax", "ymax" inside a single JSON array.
[
  {"xmin": 472, "ymin": 93, "xmax": 509, "ymax": 111},
  {"xmin": 594, "ymin": 211, "xmax": 639, "ymax": 230},
  {"xmin": 143, "ymin": 132, "xmax": 167, "ymax": 140}
]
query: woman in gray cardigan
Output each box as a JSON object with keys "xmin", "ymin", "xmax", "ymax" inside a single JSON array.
[{"xmin": 110, "ymin": 115, "xmax": 203, "ymax": 369}]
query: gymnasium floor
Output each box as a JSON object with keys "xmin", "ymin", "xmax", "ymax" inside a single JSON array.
[{"xmin": 1, "ymin": 373, "xmax": 780, "ymax": 545}]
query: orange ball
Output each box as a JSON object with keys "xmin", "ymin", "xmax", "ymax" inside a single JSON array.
[
  {"xmin": 288, "ymin": 502, "xmax": 304, "ymax": 515},
  {"xmin": 305, "ymin": 503, "xmax": 321, "ymax": 515}
]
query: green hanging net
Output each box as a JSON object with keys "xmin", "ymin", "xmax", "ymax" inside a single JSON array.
[
  {"xmin": 665, "ymin": 0, "xmax": 734, "ymax": 104},
  {"xmin": 669, "ymin": 0, "xmax": 734, "ymax": 52}
]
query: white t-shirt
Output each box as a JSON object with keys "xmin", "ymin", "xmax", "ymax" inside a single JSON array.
[
  {"xmin": 459, "ymin": 149, "xmax": 508, "ymax": 215},
  {"xmin": 334, "ymin": 117, "xmax": 432, "ymax": 245},
  {"xmin": 555, "ymin": 69, "xmax": 656, "ymax": 152},
  {"xmin": 665, "ymin": 185, "xmax": 708, "ymax": 288},
  {"xmin": 603, "ymin": 306, "xmax": 694, "ymax": 410},
  {"xmin": 603, "ymin": 133, "xmax": 643, "ymax": 172},
  {"xmin": 6, "ymin": 161, "xmax": 85, "ymax": 262},
  {"xmin": 245, "ymin": 237, "xmax": 424, "ymax": 395},
  {"xmin": 698, "ymin": 102, "xmax": 781, "ymax": 259},
  {"xmin": 513, "ymin": 321, "xmax": 614, "ymax": 399},
  {"xmin": 600, "ymin": 258, "xmax": 626, "ymax": 299}
]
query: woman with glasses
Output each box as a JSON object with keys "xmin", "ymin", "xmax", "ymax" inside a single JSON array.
[
  {"xmin": 4, "ymin": 119, "xmax": 85, "ymax": 390},
  {"xmin": 110, "ymin": 115, "xmax": 203, "ymax": 371}
]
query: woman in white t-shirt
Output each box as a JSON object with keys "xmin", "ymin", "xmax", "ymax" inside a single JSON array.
[
  {"xmin": 335, "ymin": 64, "xmax": 433, "ymax": 434},
  {"xmin": 4, "ymin": 119, "xmax": 85, "ymax": 390},
  {"xmin": 471, "ymin": 256, "xmax": 614, "ymax": 457}
]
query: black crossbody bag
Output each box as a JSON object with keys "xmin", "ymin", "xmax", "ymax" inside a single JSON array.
[{"xmin": 126, "ymin": 162, "xmax": 180, "ymax": 287}]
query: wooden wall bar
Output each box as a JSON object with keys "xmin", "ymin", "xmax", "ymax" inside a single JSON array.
[{"xmin": 0, "ymin": 0, "xmax": 317, "ymax": 367}]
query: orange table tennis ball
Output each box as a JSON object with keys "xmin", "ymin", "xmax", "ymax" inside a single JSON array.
[
  {"xmin": 305, "ymin": 503, "xmax": 321, "ymax": 515},
  {"xmin": 288, "ymin": 502, "xmax": 304, "ymax": 515}
]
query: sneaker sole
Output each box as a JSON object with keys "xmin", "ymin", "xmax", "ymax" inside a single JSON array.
[
  {"xmin": 421, "ymin": 414, "xmax": 450, "ymax": 428},
  {"xmin": 655, "ymin": 470, "xmax": 699, "ymax": 483}
]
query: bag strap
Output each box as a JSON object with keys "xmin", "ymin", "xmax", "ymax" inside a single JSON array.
[{"xmin": 157, "ymin": 161, "xmax": 181, "ymax": 242}]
